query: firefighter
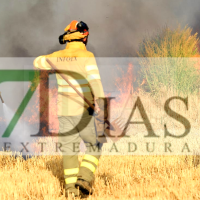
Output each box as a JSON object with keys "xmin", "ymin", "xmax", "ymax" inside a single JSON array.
[{"xmin": 33, "ymin": 20, "xmax": 108, "ymax": 198}]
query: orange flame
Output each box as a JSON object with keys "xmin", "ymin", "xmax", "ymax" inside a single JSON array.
[{"xmin": 110, "ymin": 63, "xmax": 137, "ymax": 112}]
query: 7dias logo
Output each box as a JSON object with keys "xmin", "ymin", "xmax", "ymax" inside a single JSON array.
[{"xmin": 0, "ymin": 70, "xmax": 191, "ymax": 140}]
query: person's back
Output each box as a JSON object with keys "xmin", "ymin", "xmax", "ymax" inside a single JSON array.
[{"xmin": 34, "ymin": 41, "xmax": 104, "ymax": 116}]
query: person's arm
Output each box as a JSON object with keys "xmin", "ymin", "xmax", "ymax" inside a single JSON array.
[
  {"xmin": 85, "ymin": 53, "xmax": 107, "ymax": 115},
  {"xmin": 33, "ymin": 55, "xmax": 52, "ymax": 70}
]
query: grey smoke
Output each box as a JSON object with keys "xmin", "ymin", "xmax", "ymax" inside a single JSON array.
[{"xmin": 0, "ymin": 0, "xmax": 200, "ymax": 57}]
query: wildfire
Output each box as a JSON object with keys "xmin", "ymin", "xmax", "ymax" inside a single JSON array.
[
  {"xmin": 26, "ymin": 73, "xmax": 59, "ymax": 135},
  {"xmin": 110, "ymin": 63, "xmax": 137, "ymax": 115},
  {"xmin": 26, "ymin": 64, "xmax": 137, "ymax": 135},
  {"xmin": 23, "ymin": 63, "xmax": 138, "ymax": 153}
]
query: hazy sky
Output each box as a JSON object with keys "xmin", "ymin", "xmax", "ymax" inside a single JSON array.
[{"xmin": 0, "ymin": 0, "xmax": 200, "ymax": 57}]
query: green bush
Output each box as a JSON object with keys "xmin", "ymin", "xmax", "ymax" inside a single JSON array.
[{"xmin": 137, "ymin": 26, "xmax": 200, "ymax": 95}]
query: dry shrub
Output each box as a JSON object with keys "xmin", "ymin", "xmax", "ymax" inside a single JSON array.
[
  {"xmin": 138, "ymin": 25, "xmax": 199, "ymax": 58},
  {"xmin": 137, "ymin": 26, "xmax": 200, "ymax": 96}
]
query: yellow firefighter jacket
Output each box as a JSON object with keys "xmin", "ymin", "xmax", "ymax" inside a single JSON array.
[{"xmin": 33, "ymin": 41, "xmax": 105, "ymax": 116}]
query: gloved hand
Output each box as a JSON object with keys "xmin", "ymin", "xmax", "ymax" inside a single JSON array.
[{"xmin": 94, "ymin": 98, "xmax": 108, "ymax": 143}]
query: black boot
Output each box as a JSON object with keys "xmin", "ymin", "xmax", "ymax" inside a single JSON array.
[{"xmin": 75, "ymin": 179, "xmax": 94, "ymax": 196}]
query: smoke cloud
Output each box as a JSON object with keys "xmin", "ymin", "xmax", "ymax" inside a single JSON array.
[
  {"xmin": 0, "ymin": 0, "xmax": 200, "ymax": 57},
  {"xmin": 1, "ymin": 0, "xmax": 200, "ymax": 156}
]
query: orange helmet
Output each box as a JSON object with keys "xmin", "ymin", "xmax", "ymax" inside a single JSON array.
[
  {"xmin": 59, "ymin": 20, "xmax": 89, "ymax": 44},
  {"xmin": 65, "ymin": 20, "xmax": 89, "ymax": 36}
]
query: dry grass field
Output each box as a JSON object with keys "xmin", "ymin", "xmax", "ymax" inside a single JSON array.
[
  {"xmin": 1, "ymin": 83, "xmax": 200, "ymax": 200},
  {"xmin": 1, "ymin": 154, "xmax": 200, "ymax": 200},
  {"xmin": 1, "ymin": 87, "xmax": 200, "ymax": 200}
]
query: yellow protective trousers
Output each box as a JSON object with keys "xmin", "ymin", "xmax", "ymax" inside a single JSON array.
[{"xmin": 58, "ymin": 110, "xmax": 102, "ymax": 195}]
